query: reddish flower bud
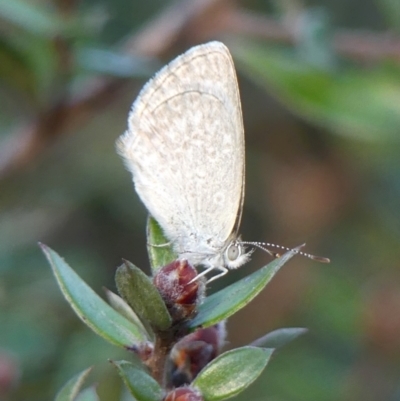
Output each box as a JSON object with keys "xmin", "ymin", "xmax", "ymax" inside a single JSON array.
[
  {"xmin": 164, "ymin": 387, "xmax": 203, "ymax": 401},
  {"xmin": 167, "ymin": 322, "xmax": 226, "ymax": 387},
  {"xmin": 154, "ymin": 260, "xmax": 205, "ymax": 321}
]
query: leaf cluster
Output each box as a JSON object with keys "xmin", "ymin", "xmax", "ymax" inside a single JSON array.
[{"xmin": 42, "ymin": 217, "xmax": 305, "ymax": 401}]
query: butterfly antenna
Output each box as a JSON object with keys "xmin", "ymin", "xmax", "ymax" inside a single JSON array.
[{"xmin": 241, "ymin": 241, "xmax": 330, "ymax": 263}]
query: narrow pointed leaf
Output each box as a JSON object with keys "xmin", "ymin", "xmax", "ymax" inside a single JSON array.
[
  {"xmin": 55, "ymin": 367, "xmax": 92, "ymax": 401},
  {"xmin": 111, "ymin": 360, "xmax": 163, "ymax": 401},
  {"xmin": 104, "ymin": 288, "xmax": 151, "ymax": 339},
  {"xmin": 115, "ymin": 260, "xmax": 172, "ymax": 331},
  {"xmin": 40, "ymin": 244, "xmax": 146, "ymax": 348},
  {"xmin": 251, "ymin": 327, "xmax": 308, "ymax": 349},
  {"xmin": 190, "ymin": 249, "xmax": 297, "ymax": 329},
  {"xmin": 193, "ymin": 347, "xmax": 273, "ymax": 401},
  {"xmin": 147, "ymin": 216, "xmax": 176, "ymax": 272}
]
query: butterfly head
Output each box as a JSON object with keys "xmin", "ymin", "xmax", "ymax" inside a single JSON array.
[{"xmin": 222, "ymin": 238, "xmax": 253, "ymax": 270}]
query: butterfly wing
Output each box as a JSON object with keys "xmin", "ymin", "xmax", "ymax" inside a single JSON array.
[{"xmin": 117, "ymin": 41, "xmax": 244, "ymax": 257}]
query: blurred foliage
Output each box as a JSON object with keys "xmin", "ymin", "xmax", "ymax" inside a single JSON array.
[{"xmin": 1, "ymin": 0, "xmax": 400, "ymax": 400}]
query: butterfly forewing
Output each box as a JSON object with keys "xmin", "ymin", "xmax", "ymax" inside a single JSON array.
[{"xmin": 117, "ymin": 41, "xmax": 245, "ymax": 262}]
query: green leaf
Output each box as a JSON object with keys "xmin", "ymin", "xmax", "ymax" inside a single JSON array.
[
  {"xmin": 55, "ymin": 367, "xmax": 92, "ymax": 401},
  {"xmin": 111, "ymin": 360, "xmax": 163, "ymax": 401},
  {"xmin": 104, "ymin": 288, "xmax": 151, "ymax": 339},
  {"xmin": 40, "ymin": 244, "xmax": 146, "ymax": 348},
  {"xmin": 251, "ymin": 327, "xmax": 308, "ymax": 349},
  {"xmin": 232, "ymin": 40, "xmax": 400, "ymax": 141},
  {"xmin": 74, "ymin": 387, "xmax": 99, "ymax": 401},
  {"xmin": 193, "ymin": 347, "xmax": 273, "ymax": 401},
  {"xmin": 0, "ymin": 0, "xmax": 62, "ymax": 36},
  {"xmin": 147, "ymin": 216, "xmax": 176, "ymax": 272},
  {"xmin": 189, "ymin": 250, "xmax": 297, "ymax": 329},
  {"xmin": 115, "ymin": 260, "xmax": 172, "ymax": 331}
]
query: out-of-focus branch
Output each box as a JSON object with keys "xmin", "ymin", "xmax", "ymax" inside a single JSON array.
[
  {"xmin": 221, "ymin": 9, "xmax": 400, "ymax": 63},
  {"xmin": 1, "ymin": 0, "xmax": 400, "ymax": 179}
]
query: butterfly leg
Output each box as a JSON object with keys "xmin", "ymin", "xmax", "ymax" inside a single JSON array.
[
  {"xmin": 188, "ymin": 265, "xmax": 215, "ymax": 283},
  {"xmin": 189, "ymin": 264, "xmax": 227, "ymax": 284},
  {"xmin": 191, "ymin": 266, "xmax": 228, "ymax": 283},
  {"xmin": 206, "ymin": 267, "xmax": 229, "ymax": 283}
]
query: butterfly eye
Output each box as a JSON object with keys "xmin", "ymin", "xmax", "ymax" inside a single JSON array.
[{"xmin": 226, "ymin": 242, "xmax": 241, "ymax": 261}]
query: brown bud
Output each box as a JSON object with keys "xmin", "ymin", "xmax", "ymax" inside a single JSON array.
[
  {"xmin": 164, "ymin": 387, "xmax": 203, "ymax": 401},
  {"xmin": 167, "ymin": 322, "xmax": 226, "ymax": 387},
  {"xmin": 154, "ymin": 260, "xmax": 204, "ymax": 321}
]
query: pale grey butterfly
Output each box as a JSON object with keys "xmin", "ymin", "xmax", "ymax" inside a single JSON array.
[{"xmin": 117, "ymin": 41, "xmax": 329, "ymax": 282}]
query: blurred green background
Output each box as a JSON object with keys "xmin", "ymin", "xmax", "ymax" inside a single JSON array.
[{"xmin": 1, "ymin": 0, "xmax": 400, "ymax": 400}]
